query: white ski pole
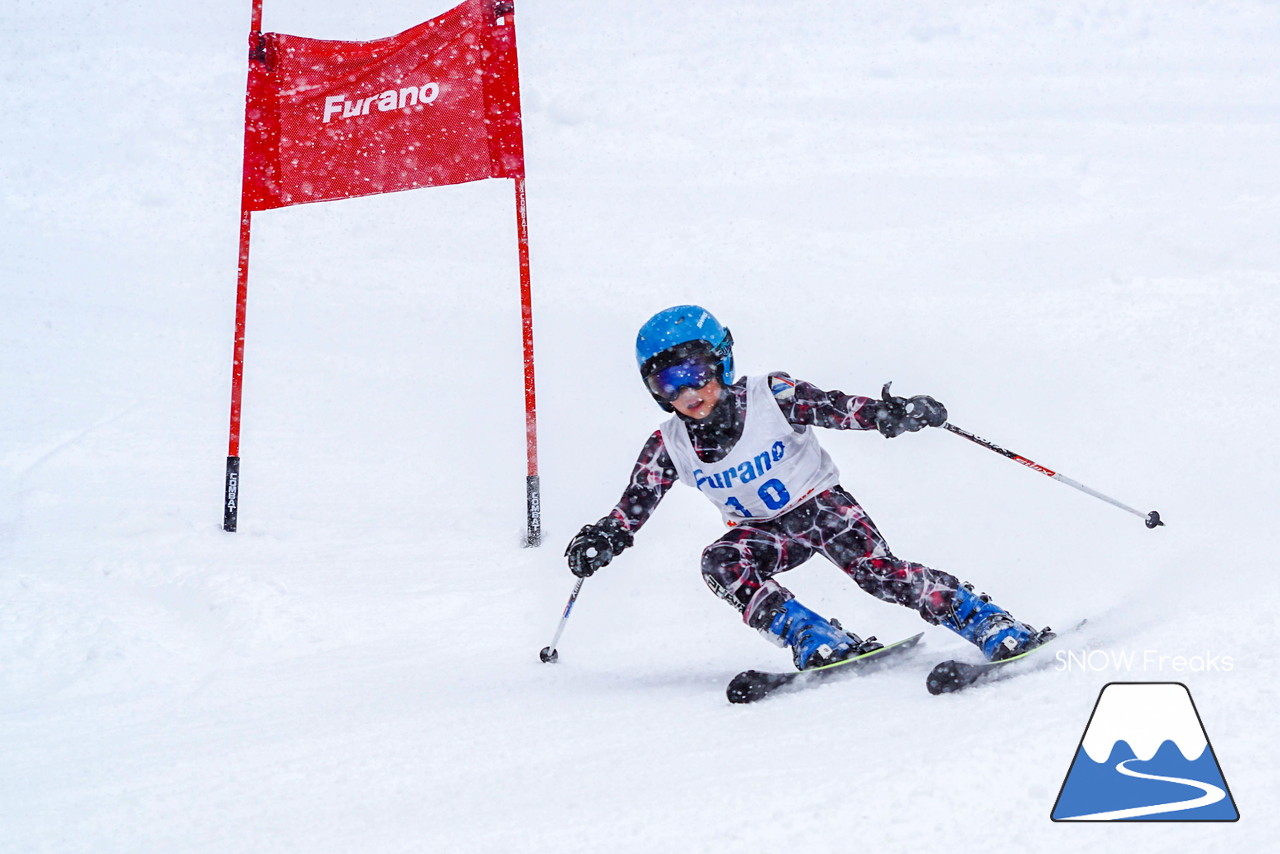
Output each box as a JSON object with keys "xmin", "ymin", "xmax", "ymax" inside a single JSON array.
[
  {"xmin": 942, "ymin": 422, "xmax": 1164, "ymax": 529},
  {"xmin": 540, "ymin": 576, "xmax": 585, "ymax": 663}
]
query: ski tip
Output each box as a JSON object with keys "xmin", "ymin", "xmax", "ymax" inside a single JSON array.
[
  {"xmin": 727, "ymin": 670, "xmax": 772, "ymax": 704},
  {"xmin": 925, "ymin": 660, "xmax": 979, "ymax": 696}
]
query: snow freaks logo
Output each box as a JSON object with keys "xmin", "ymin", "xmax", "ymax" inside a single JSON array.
[
  {"xmin": 1054, "ymin": 648, "xmax": 1234, "ymax": 673},
  {"xmin": 1051, "ymin": 682, "xmax": 1239, "ymax": 822}
]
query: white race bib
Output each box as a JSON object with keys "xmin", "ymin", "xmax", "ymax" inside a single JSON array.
[{"xmin": 661, "ymin": 375, "xmax": 839, "ymax": 524}]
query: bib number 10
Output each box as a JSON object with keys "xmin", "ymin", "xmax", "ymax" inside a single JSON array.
[{"xmin": 725, "ymin": 478, "xmax": 792, "ymax": 517}]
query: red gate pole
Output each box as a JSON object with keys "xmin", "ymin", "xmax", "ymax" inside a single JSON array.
[
  {"xmin": 224, "ymin": 0, "xmax": 264, "ymax": 532},
  {"xmin": 515, "ymin": 173, "xmax": 540, "ymax": 546},
  {"xmin": 224, "ymin": 209, "xmax": 251, "ymax": 532}
]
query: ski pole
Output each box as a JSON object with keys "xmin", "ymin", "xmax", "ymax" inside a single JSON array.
[
  {"xmin": 942, "ymin": 422, "xmax": 1164, "ymax": 529},
  {"xmin": 540, "ymin": 576, "xmax": 585, "ymax": 663}
]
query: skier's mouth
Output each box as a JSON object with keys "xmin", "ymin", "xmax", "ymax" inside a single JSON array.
[
  {"xmin": 685, "ymin": 397, "xmax": 712, "ymax": 417},
  {"xmin": 673, "ymin": 381, "xmax": 721, "ymax": 419}
]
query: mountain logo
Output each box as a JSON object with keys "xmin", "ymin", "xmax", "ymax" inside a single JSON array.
[{"xmin": 1052, "ymin": 682, "xmax": 1239, "ymax": 821}]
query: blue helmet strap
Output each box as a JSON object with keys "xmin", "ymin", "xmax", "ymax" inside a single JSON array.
[{"xmin": 715, "ymin": 327, "xmax": 734, "ymax": 383}]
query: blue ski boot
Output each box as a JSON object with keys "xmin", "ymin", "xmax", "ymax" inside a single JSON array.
[
  {"xmin": 750, "ymin": 591, "xmax": 880, "ymax": 671},
  {"xmin": 941, "ymin": 583, "xmax": 1049, "ymax": 661}
]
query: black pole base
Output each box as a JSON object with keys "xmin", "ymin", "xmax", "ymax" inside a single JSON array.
[
  {"xmin": 524, "ymin": 474, "xmax": 541, "ymax": 547},
  {"xmin": 223, "ymin": 456, "xmax": 240, "ymax": 532},
  {"xmin": 1145, "ymin": 510, "xmax": 1164, "ymax": 529}
]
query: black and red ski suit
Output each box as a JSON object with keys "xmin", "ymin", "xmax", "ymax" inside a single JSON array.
[{"xmin": 598, "ymin": 374, "xmax": 963, "ymax": 628}]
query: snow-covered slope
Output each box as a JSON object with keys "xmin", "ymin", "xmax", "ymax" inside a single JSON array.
[{"xmin": 2, "ymin": 1, "xmax": 1275, "ymax": 851}]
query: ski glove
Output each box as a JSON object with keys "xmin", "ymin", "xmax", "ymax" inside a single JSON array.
[
  {"xmin": 873, "ymin": 382, "xmax": 947, "ymax": 438},
  {"xmin": 565, "ymin": 519, "xmax": 634, "ymax": 578}
]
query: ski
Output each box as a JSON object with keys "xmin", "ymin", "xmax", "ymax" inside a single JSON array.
[
  {"xmin": 925, "ymin": 620, "xmax": 1086, "ymax": 695},
  {"xmin": 727, "ymin": 632, "xmax": 924, "ymax": 704}
]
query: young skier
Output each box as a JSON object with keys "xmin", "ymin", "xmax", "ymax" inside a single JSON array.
[{"xmin": 565, "ymin": 305, "xmax": 1052, "ymax": 670}]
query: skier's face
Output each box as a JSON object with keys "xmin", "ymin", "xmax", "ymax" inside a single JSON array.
[{"xmin": 671, "ymin": 378, "xmax": 723, "ymax": 419}]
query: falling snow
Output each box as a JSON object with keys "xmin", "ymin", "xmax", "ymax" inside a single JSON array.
[{"xmin": 2, "ymin": 1, "xmax": 1277, "ymax": 851}]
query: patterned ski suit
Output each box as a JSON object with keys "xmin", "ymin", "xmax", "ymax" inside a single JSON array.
[{"xmin": 601, "ymin": 373, "xmax": 963, "ymax": 628}]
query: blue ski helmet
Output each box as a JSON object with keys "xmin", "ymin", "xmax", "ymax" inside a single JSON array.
[{"xmin": 635, "ymin": 306, "xmax": 734, "ymax": 410}]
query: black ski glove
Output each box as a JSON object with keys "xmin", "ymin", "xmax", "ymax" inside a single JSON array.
[
  {"xmin": 565, "ymin": 519, "xmax": 634, "ymax": 578},
  {"xmin": 873, "ymin": 382, "xmax": 947, "ymax": 438}
]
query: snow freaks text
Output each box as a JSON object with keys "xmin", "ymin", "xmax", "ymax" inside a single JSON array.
[{"xmin": 1055, "ymin": 649, "xmax": 1234, "ymax": 673}]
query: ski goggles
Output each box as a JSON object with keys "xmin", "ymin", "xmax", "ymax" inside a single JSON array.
[{"xmin": 645, "ymin": 356, "xmax": 719, "ymax": 402}]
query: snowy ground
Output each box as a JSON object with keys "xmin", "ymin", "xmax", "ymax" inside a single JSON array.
[{"xmin": 2, "ymin": 1, "xmax": 1277, "ymax": 851}]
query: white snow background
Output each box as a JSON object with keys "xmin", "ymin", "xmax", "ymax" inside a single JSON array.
[{"xmin": 2, "ymin": 1, "xmax": 1276, "ymax": 851}]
